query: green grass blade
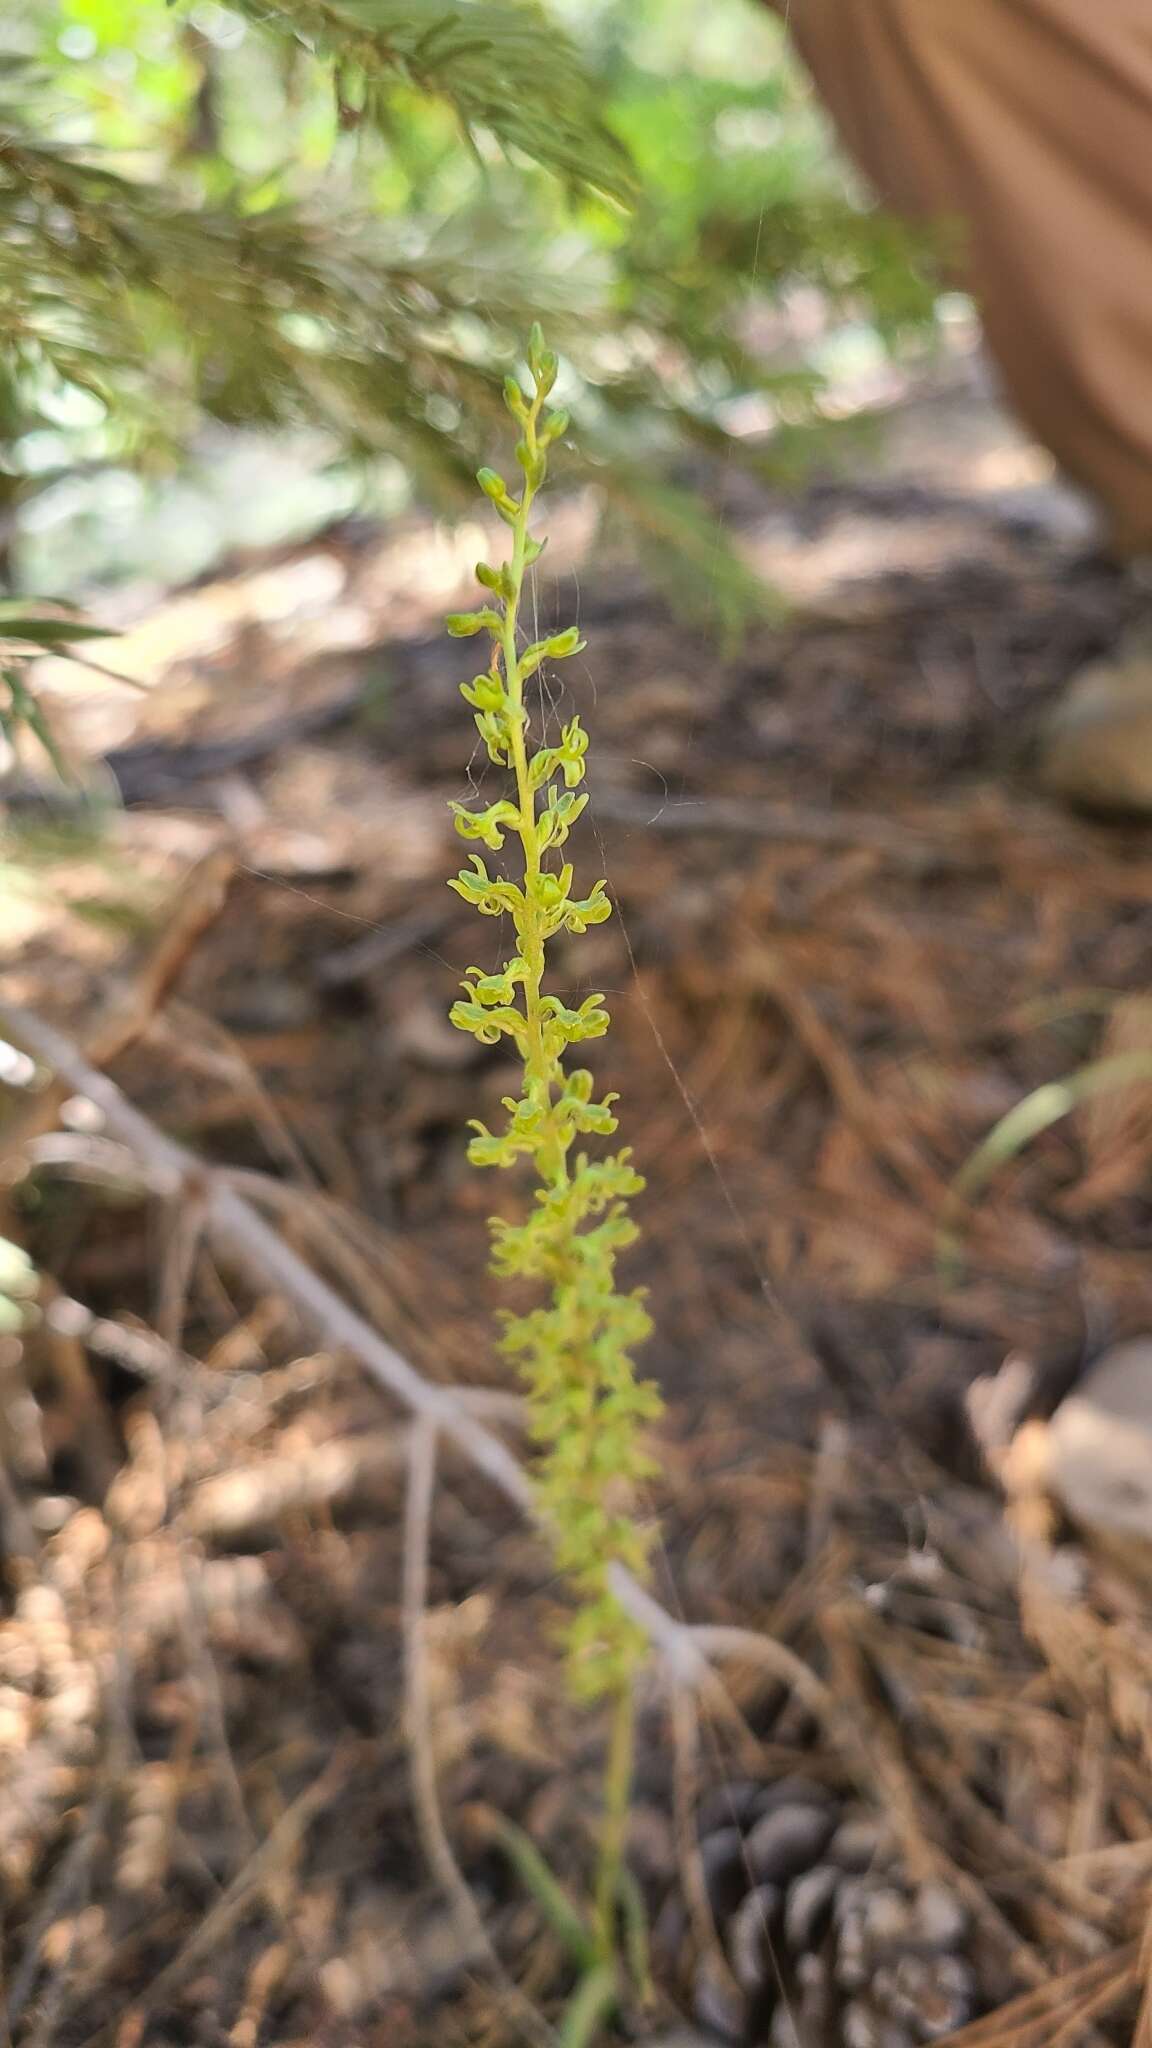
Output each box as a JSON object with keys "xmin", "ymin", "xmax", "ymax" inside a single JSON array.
[
  {"xmin": 0, "ymin": 616, "xmax": 118, "ymax": 645},
  {"xmin": 558, "ymin": 1962, "xmax": 619, "ymax": 2048},
  {"xmin": 616, "ymin": 1865, "xmax": 652, "ymax": 2007},
  {"xmin": 487, "ymin": 1814, "xmax": 596, "ymax": 1967},
  {"xmin": 938, "ymin": 1050, "xmax": 1152, "ymax": 1280}
]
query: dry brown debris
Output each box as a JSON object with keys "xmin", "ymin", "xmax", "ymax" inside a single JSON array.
[{"xmin": 2, "ymin": 462, "xmax": 1152, "ymax": 2042}]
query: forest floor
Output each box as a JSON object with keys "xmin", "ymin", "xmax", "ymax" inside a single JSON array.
[{"xmin": 1, "ymin": 358, "xmax": 1152, "ymax": 2046}]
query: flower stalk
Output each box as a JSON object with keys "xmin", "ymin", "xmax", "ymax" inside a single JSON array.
[{"xmin": 447, "ymin": 328, "xmax": 663, "ymax": 1970}]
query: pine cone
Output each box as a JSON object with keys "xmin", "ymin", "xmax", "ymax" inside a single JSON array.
[{"xmin": 669, "ymin": 1777, "xmax": 978, "ymax": 2046}]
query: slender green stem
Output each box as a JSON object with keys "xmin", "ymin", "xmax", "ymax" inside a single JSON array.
[
  {"xmin": 594, "ymin": 1678, "xmax": 636, "ymax": 1959},
  {"xmin": 558, "ymin": 1962, "xmax": 619, "ymax": 2048},
  {"xmin": 617, "ymin": 1864, "xmax": 653, "ymax": 2010}
]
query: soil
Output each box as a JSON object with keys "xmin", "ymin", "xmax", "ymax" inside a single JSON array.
[{"xmin": 1, "ymin": 365, "xmax": 1151, "ymax": 2046}]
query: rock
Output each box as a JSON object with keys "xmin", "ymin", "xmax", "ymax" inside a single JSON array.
[
  {"xmin": 1046, "ymin": 1339, "xmax": 1152, "ymax": 1546},
  {"xmin": 1037, "ymin": 645, "xmax": 1152, "ymax": 814}
]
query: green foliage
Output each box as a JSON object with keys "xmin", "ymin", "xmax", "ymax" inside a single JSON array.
[
  {"xmin": 0, "ymin": 600, "xmax": 118, "ymax": 774},
  {"xmin": 0, "ymin": 92, "xmax": 537, "ymax": 484},
  {"xmin": 0, "ymin": 21, "xmax": 630, "ymax": 562},
  {"xmin": 0, "ymin": 610, "xmax": 115, "ymax": 648},
  {"xmin": 558, "ymin": 1962, "xmax": 619, "ymax": 2048},
  {"xmin": 223, "ymin": 0, "xmax": 634, "ymax": 202},
  {"xmin": 447, "ymin": 330, "xmax": 662, "ymax": 1704},
  {"xmin": 605, "ymin": 40, "xmax": 939, "ymax": 354},
  {"xmin": 0, "ymin": 1, "xmax": 942, "ymax": 609}
]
